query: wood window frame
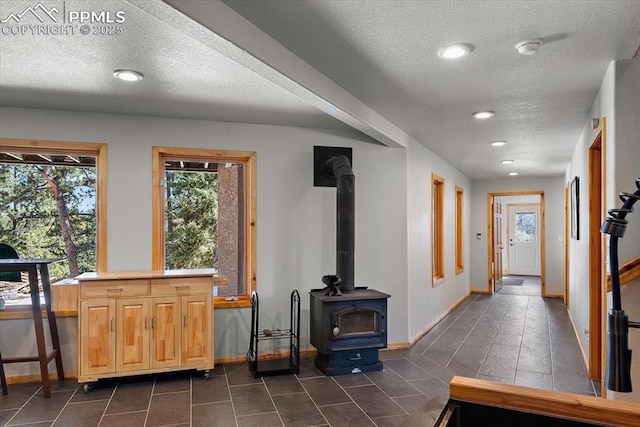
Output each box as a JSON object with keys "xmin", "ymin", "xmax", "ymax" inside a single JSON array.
[
  {"xmin": 0, "ymin": 138, "xmax": 107, "ymax": 318},
  {"xmin": 151, "ymin": 146, "xmax": 257, "ymax": 309},
  {"xmin": 432, "ymin": 174, "xmax": 445, "ymax": 286},
  {"xmin": 455, "ymin": 185, "xmax": 464, "ymax": 275}
]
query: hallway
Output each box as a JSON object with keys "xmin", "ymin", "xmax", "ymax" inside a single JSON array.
[{"xmin": 0, "ymin": 293, "xmax": 595, "ymax": 426}]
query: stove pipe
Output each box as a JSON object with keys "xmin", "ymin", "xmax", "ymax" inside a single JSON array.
[{"xmin": 326, "ymin": 155, "xmax": 355, "ymax": 293}]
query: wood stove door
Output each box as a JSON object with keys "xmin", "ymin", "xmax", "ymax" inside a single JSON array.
[{"xmin": 332, "ymin": 305, "xmax": 380, "ymax": 340}]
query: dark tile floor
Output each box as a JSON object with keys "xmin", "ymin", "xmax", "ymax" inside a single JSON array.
[{"xmin": 1, "ymin": 286, "xmax": 596, "ymax": 426}]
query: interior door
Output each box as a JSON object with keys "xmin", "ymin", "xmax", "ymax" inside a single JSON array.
[
  {"xmin": 493, "ymin": 199, "xmax": 504, "ymax": 292},
  {"xmin": 508, "ymin": 205, "xmax": 541, "ymax": 276}
]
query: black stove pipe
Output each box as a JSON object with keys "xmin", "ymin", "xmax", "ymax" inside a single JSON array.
[{"xmin": 326, "ymin": 155, "xmax": 355, "ymax": 293}]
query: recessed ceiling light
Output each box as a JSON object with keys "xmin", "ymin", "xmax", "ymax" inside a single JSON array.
[
  {"xmin": 472, "ymin": 111, "xmax": 494, "ymax": 119},
  {"xmin": 509, "ymin": 172, "xmax": 519, "ymax": 176},
  {"xmin": 501, "ymin": 160, "xmax": 514, "ymax": 164},
  {"xmin": 113, "ymin": 69, "xmax": 144, "ymax": 82},
  {"xmin": 437, "ymin": 43, "xmax": 474, "ymax": 59},
  {"xmin": 491, "ymin": 141, "xmax": 507, "ymax": 147}
]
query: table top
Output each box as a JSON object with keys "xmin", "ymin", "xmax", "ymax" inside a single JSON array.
[{"xmin": 0, "ymin": 258, "xmax": 64, "ymax": 268}]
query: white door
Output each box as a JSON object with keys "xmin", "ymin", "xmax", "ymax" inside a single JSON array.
[{"xmin": 508, "ymin": 205, "xmax": 541, "ymax": 276}]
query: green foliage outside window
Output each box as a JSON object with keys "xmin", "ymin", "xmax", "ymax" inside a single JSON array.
[
  {"xmin": 0, "ymin": 163, "xmax": 96, "ymax": 283},
  {"xmin": 164, "ymin": 171, "xmax": 218, "ymax": 270}
]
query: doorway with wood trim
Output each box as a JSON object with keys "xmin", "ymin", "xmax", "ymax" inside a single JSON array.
[
  {"xmin": 587, "ymin": 122, "xmax": 606, "ymax": 383},
  {"xmin": 487, "ymin": 191, "xmax": 546, "ymax": 296}
]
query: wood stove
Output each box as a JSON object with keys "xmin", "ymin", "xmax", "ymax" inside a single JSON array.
[
  {"xmin": 310, "ymin": 287, "xmax": 389, "ymax": 375},
  {"xmin": 311, "ymin": 147, "xmax": 390, "ymax": 375}
]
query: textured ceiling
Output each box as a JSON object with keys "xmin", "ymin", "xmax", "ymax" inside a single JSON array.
[
  {"xmin": 1, "ymin": 0, "xmax": 639, "ymax": 180},
  {"xmin": 222, "ymin": 0, "xmax": 640, "ymax": 179},
  {"xmin": 0, "ymin": 0, "xmax": 348, "ymax": 129}
]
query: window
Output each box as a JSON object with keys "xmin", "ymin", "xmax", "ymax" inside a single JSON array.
[
  {"xmin": 0, "ymin": 138, "xmax": 107, "ymax": 310},
  {"xmin": 515, "ymin": 211, "xmax": 537, "ymax": 242},
  {"xmin": 152, "ymin": 147, "xmax": 256, "ymax": 308},
  {"xmin": 431, "ymin": 174, "xmax": 445, "ymax": 286},
  {"xmin": 455, "ymin": 186, "xmax": 464, "ymax": 274}
]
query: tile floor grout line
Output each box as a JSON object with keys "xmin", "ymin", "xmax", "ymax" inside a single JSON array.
[
  {"xmin": 189, "ymin": 374, "xmax": 192, "ymax": 427},
  {"xmin": 221, "ymin": 365, "xmax": 240, "ymax": 427},
  {"xmin": 49, "ymin": 384, "xmax": 79, "ymax": 426},
  {"xmin": 464, "ymin": 295, "xmax": 511, "ymax": 379},
  {"xmin": 331, "ymin": 374, "xmax": 380, "ymax": 427},
  {"xmin": 442, "ymin": 297, "xmax": 495, "ymax": 369},
  {"xmin": 285, "ymin": 374, "xmax": 331, "ymax": 426},
  {"xmin": 142, "ymin": 377, "xmax": 156, "ymax": 427},
  {"xmin": 512, "ymin": 296, "xmax": 532, "ymax": 383},
  {"xmin": 2, "ymin": 385, "xmax": 41, "ymax": 427},
  {"xmin": 546, "ymin": 298, "xmax": 557, "ymax": 392},
  {"xmin": 419, "ymin": 296, "xmax": 478, "ymax": 356},
  {"xmin": 260, "ymin": 376, "xmax": 287, "ymax": 427}
]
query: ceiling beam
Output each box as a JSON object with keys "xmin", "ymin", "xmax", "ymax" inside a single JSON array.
[{"xmin": 134, "ymin": 0, "xmax": 414, "ymax": 148}]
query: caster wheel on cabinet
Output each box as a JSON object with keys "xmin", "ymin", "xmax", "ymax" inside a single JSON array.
[
  {"xmin": 82, "ymin": 383, "xmax": 93, "ymax": 394},
  {"xmin": 203, "ymin": 370, "xmax": 210, "ymax": 380}
]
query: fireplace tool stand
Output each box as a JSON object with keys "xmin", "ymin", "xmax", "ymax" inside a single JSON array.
[{"xmin": 247, "ymin": 290, "xmax": 300, "ymax": 378}]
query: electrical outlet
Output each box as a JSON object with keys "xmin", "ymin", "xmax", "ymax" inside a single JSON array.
[{"xmin": 583, "ymin": 327, "xmax": 589, "ymax": 334}]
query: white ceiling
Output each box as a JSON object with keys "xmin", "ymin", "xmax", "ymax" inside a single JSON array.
[{"xmin": 1, "ymin": 0, "xmax": 639, "ymax": 180}]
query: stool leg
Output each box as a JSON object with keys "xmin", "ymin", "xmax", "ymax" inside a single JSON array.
[
  {"xmin": 40, "ymin": 265, "xmax": 64, "ymax": 381},
  {"xmin": 28, "ymin": 267, "xmax": 51, "ymax": 397},
  {"xmin": 0, "ymin": 349, "xmax": 7, "ymax": 395}
]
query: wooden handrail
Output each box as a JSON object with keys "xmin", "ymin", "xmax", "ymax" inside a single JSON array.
[
  {"xmin": 607, "ymin": 255, "xmax": 640, "ymax": 292},
  {"xmin": 449, "ymin": 376, "xmax": 640, "ymax": 427}
]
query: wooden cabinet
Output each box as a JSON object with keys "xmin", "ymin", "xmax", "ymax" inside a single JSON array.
[
  {"xmin": 79, "ymin": 299, "xmax": 115, "ymax": 377},
  {"xmin": 76, "ymin": 269, "xmax": 226, "ymax": 385}
]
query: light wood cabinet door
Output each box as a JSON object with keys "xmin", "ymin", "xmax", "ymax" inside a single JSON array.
[
  {"xmin": 80, "ymin": 299, "xmax": 115, "ymax": 377},
  {"xmin": 116, "ymin": 298, "xmax": 150, "ymax": 372},
  {"xmin": 150, "ymin": 297, "xmax": 180, "ymax": 369},
  {"xmin": 181, "ymin": 294, "xmax": 212, "ymax": 366}
]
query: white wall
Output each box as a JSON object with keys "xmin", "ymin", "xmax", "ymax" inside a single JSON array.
[
  {"xmin": 613, "ymin": 59, "xmax": 640, "ymax": 265},
  {"xmin": 0, "ymin": 107, "xmax": 410, "ymax": 375},
  {"xmin": 469, "ymin": 177, "xmax": 565, "ymax": 295},
  {"xmin": 564, "ymin": 59, "xmax": 640, "ymax": 400},
  {"xmin": 607, "ymin": 58, "xmax": 640, "ymax": 401},
  {"xmin": 406, "ymin": 139, "xmax": 472, "ymax": 339},
  {"xmin": 565, "ymin": 61, "xmax": 617, "ymax": 367}
]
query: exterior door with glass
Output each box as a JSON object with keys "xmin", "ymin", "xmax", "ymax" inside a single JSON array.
[{"xmin": 508, "ymin": 205, "xmax": 540, "ymax": 276}]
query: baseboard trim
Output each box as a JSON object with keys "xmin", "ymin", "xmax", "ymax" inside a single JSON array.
[
  {"xmin": 566, "ymin": 307, "xmax": 589, "ymax": 371},
  {"xmin": 6, "ymin": 370, "xmax": 78, "ymax": 385},
  {"xmin": 545, "ymin": 294, "xmax": 564, "ymax": 299},
  {"xmin": 470, "ymin": 289, "xmax": 491, "ymax": 294},
  {"xmin": 408, "ymin": 290, "xmax": 470, "ymax": 346},
  {"xmin": 387, "ymin": 342, "xmax": 410, "ymax": 350}
]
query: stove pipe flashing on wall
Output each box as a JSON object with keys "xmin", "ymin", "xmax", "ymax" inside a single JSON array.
[{"xmin": 325, "ymin": 155, "xmax": 355, "ymax": 293}]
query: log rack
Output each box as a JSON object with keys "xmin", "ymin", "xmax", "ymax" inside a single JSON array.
[{"xmin": 247, "ymin": 290, "xmax": 300, "ymax": 378}]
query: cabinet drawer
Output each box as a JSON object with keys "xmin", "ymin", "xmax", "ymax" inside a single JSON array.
[
  {"xmin": 80, "ymin": 280, "xmax": 149, "ymax": 299},
  {"xmin": 150, "ymin": 277, "xmax": 212, "ymax": 296}
]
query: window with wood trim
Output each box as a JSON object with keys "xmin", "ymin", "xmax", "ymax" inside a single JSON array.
[
  {"xmin": 151, "ymin": 147, "xmax": 256, "ymax": 308},
  {"xmin": 455, "ymin": 186, "xmax": 464, "ymax": 274},
  {"xmin": 432, "ymin": 174, "xmax": 445, "ymax": 286},
  {"xmin": 0, "ymin": 138, "xmax": 107, "ymax": 309}
]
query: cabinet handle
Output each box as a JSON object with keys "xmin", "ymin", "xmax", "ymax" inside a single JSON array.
[
  {"xmin": 183, "ymin": 315, "xmax": 187, "ymax": 326},
  {"xmin": 144, "ymin": 316, "xmax": 148, "ymax": 329},
  {"xmin": 110, "ymin": 317, "xmax": 114, "ymax": 331},
  {"xmin": 151, "ymin": 316, "xmax": 155, "ymax": 329}
]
